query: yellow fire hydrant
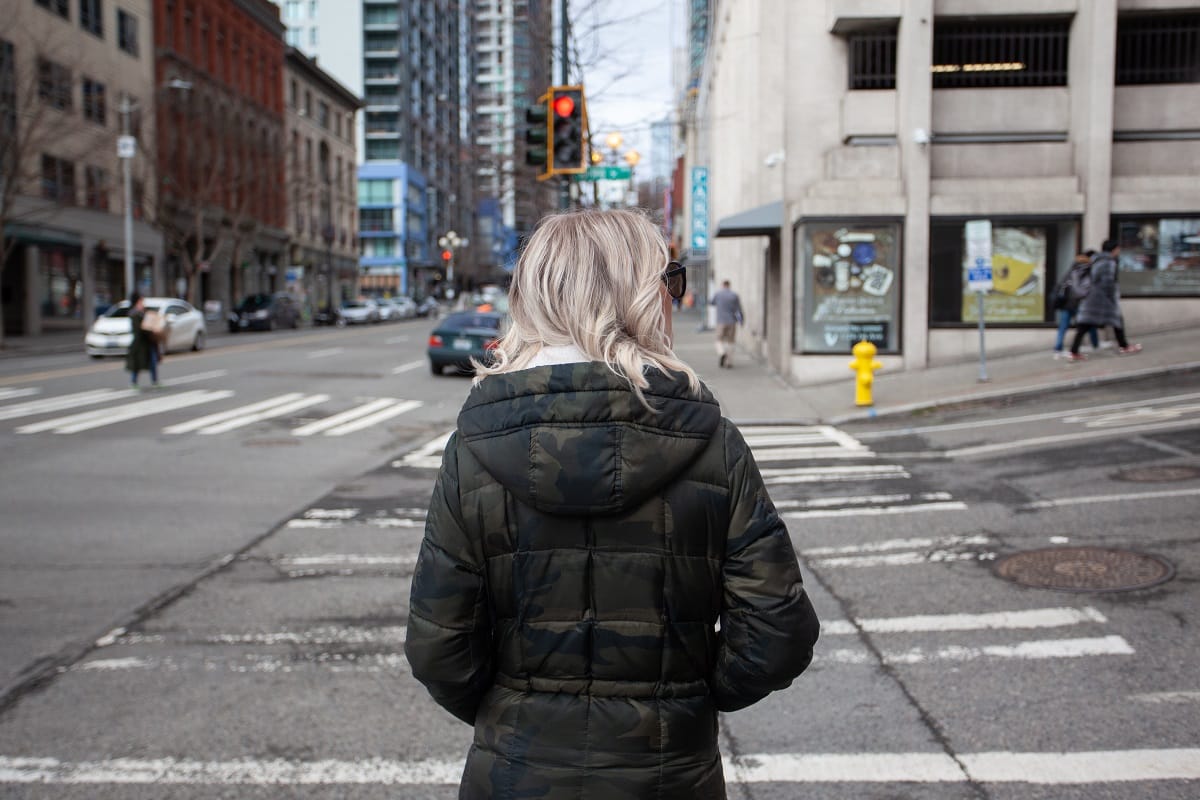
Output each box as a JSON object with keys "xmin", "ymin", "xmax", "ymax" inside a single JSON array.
[{"xmin": 849, "ymin": 340, "xmax": 883, "ymax": 407}]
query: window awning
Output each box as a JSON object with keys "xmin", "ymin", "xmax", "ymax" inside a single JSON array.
[{"xmin": 715, "ymin": 200, "xmax": 783, "ymax": 238}]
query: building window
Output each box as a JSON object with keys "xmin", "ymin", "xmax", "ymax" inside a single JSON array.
[
  {"xmin": 932, "ymin": 20, "xmax": 1069, "ymax": 88},
  {"xmin": 797, "ymin": 222, "xmax": 902, "ymax": 353},
  {"xmin": 930, "ymin": 219, "xmax": 1079, "ymax": 325},
  {"xmin": 304, "ymin": 90, "xmax": 312, "ymax": 117},
  {"xmin": 358, "ymin": 179, "xmax": 392, "ymax": 205},
  {"xmin": 317, "ymin": 100, "xmax": 329, "ymax": 128},
  {"xmin": 117, "ymin": 9, "xmax": 138, "ymax": 55},
  {"xmin": 37, "ymin": 58, "xmax": 72, "ymax": 111},
  {"xmin": 360, "ymin": 208, "xmax": 394, "ymax": 231},
  {"xmin": 41, "ymin": 154, "xmax": 76, "ymax": 204},
  {"xmin": 1116, "ymin": 14, "xmax": 1200, "ymax": 85},
  {"xmin": 284, "ymin": 0, "xmax": 302, "ymax": 20},
  {"xmin": 286, "ymin": 28, "xmax": 301, "ymax": 47},
  {"xmin": 85, "ymin": 165, "xmax": 108, "ymax": 209},
  {"xmin": 1114, "ymin": 217, "xmax": 1200, "ymax": 296},
  {"xmin": 289, "ymin": 78, "xmax": 298, "ymax": 108},
  {"xmin": 0, "ymin": 40, "xmax": 14, "ymax": 136},
  {"xmin": 365, "ymin": 139, "xmax": 399, "ymax": 160},
  {"xmin": 309, "ymin": 27, "xmax": 318, "ymax": 47},
  {"xmin": 79, "ymin": 0, "xmax": 103, "ymax": 37},
  {"xmin": 36, "ymin": 0, "xmax": 70, "ymax": 17},
  {"xmin": 848, "ymin": 29, "xmax": 897, "ymax": 90},
  {"xmin": 81, "ymin": 77, "xmax": 106, "ymax": 125}
]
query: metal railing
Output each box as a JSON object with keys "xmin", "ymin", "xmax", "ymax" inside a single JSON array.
[{"xmin": 1116, "ymin": 13, "xmax": 1200, "ymax": 85}]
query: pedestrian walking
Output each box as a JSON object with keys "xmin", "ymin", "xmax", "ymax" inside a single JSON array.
[
  {"xmin": 1051, "ymin": 252, "xmax": 1099, "ymax": 358},
  {"xmin": 1067, "ymin": 240, "xmax": 1142, "ymax": 362},
  {"xmin": 125, "ymin": 293, "xmax": 160, "ymax": 389},
  {"xmin": 710, "ymin": 279, "xmax": 743, "ymax": 368},
  {"xmin": 405, "ymin": 209, "xmax": 820, "ymax": 799}
]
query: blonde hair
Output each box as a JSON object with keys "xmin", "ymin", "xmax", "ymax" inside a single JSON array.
[{"xmin": 474, "ymin": 208, "xmax": 700, "ymax": 405}]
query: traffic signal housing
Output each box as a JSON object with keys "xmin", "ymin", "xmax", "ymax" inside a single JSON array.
[
  {"xmin": 549, "ymin": 85, "xmax": 587, "ymax": 175},
  {"xmin": 524, "ymin": 95, "xmax": 550, "ymax": 177}
]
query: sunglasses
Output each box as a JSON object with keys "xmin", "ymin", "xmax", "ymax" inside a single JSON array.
[{"xmin": 662, "ymin": 262, "xmax": 687, "ymax": 300}]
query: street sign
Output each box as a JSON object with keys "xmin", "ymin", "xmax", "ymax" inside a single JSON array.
[
  {"xmin": 572, "ymin": 165, "xmax": 632, "ymax": 181},
  {"xmin": 965, "ymin": 219, "xmax": 993, "ymax": 292},
  {"xmin": 117, "ymin": 135, "xmax": 137, "ymax": 159},
  {"xmin": 691, "ymin": 167, "xmax": 709, "ymax": 256}
]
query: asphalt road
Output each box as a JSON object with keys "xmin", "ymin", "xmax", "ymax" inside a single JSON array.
[{"xmin": 0, "ymin": 327, "xmax": 1197, "ymax": 797}]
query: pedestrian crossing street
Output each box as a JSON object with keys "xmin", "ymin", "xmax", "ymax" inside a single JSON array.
[{"xmin": 0, "ymin": 375, "xmax": 422, "ymax": 437}]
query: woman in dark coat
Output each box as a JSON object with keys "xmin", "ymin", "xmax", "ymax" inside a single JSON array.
[
  {"xmin": 124, "ymin": 293, "xmax": 159, "ymax": 388},
  {"xmin": 405, "ymin": 209, "xmax": 821, "ymax": 799},
  {"xmin": 1068, "ymin": 241, "xmax": 1142, "ymax": 360}
]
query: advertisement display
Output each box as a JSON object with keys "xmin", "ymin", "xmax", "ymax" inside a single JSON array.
[
  {"xmin": 961, "ymin": 226, "xmax": 1046, "ymax": 323},
  {"xmin": 1116, "ymin": 217, "xmax": 1200, "ymax": 296},
  {"xmin": 800, "ymin": 222, "xmax": 901, "ymax": 353}
]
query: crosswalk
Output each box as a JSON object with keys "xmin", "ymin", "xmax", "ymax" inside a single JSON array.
[{"xmin": 0, "ymin": 381, "xmax": 423, "ymax": 437}]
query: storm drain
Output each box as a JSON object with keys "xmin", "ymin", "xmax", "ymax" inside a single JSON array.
[
  {"xmin": 995, "ymin": 546, "xmax": 1174, "ymax": 593},
  {"xmin": 1113, "ymin": 465, "xmax": 1200, "ymax": 483}
]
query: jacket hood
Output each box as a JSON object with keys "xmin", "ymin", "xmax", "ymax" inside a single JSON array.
[{"xmin": 457, "ymin": 362, "xmax": 721, "ymax": 516}]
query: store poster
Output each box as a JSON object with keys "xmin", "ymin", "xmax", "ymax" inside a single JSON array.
[
  {"xmin": 962, "ymin": 226, "xmax": 1046, "ymax": 323},
  {"xmin": 801, "ymin": 223, "xmax": 900, "ymax": 353},
  {"xmin": 1117, "ymin": 218, "xmax": 1200, "ymax": 296}
]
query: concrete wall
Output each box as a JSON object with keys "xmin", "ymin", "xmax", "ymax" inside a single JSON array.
[{"xmin": 933, "ymin": 88, "xmax": 1070, "ymax": 134}]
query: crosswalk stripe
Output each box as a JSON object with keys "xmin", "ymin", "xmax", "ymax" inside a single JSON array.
[
  {"xmin": 315, "ymin": 399, "xmax": 422, "ymax": 437},
  {"xmin": 777, "ymin": 492, "xmax": 952, "ymax": 510},
  {"xmin": 785, "ymin": 501, "xmax": 967, "ymax": 519},
  {"xmin": 275, "ymin": 554, "xmax": 418, "ymax": 568},
  {"xmin": 804, "ymin": 534, "xmax": 990, "ymax": 556},
  {"xmin": 162, "ymin": 393, "xmax": 305, "ymax": 434},
  {"xmin": 762, "ymin": 464, "xmax": 910, "ymax": 484},
  {"xmin": 196, "ymin": 395, "xmax": 331, "ymax": 435},
  {"xmin": 825, "ymin": 635, "xmax": 1135, "ymax": 665},
  {"xmin": 821, "ymin": 607, "xmax": 1107, "ymax": 636},
  {"xmin": 754, "ymin": 447, "xmax": 876, "ymax": 461},
  {"xmin": 743, "ymin": 433, "xmax": 840, "ymax": 447},
  {"xmin": 393, "ymin": 430, "xmax": 454, "ymax": 470},
  {"xmin": 15, "ymin": 391, "xmax": 233, "ymax": 434},
  {"xmin": 4, "ymin": 747, "xmax": 1195, "ymax": 785},
  {"xmin": 0, "ymin": 388, "xmax": 135, "ymax": 421},
  {"xmin": 0, "ymin": 388, "xmax": 39, "ymax": 402},
  {"xmin": 105, "ymin": 626, "xmax": 409, "ymax": 647},
  {"xmin": 812, "ymin": 548, "xmax": 993, "ymax": 568},
  {"xmin": 289, "ymin": 398, "xmax": 397, "ymax": 436}
]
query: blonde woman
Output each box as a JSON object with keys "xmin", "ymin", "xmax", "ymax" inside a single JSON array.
[{"xmin": 405, "ymin": 209, "xmax": 819, "ymax": 799}]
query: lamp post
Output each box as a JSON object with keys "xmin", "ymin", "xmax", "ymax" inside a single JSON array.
[
  {"xmin": 437, "ymin": 230, "xmax": 468, "ymax": 298},
  {"xmin": 117, "ymin": 98, "xmax": 138, "ymax": 298}
]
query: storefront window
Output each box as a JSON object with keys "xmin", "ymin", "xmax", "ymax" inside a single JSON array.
[
  {"xmin": 930, "ymin": 219, "xmax": 1078, "ymax": 324},
  {"xmin": 797, "ymin": 222, "xmax": 901, "ymax": 353},
  {"xmin": 1113, "ymin": 217, "xmax": 1200, "ymax": 296}
]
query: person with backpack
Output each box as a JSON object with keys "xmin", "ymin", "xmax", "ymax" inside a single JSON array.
[
  {"xmin": 1067, "ymin": 240, "xmax": 1142, "ymax": 362},
  {"xmin": 1051, "ymin": 252, "xmax": 1099, "ymax": 358}
]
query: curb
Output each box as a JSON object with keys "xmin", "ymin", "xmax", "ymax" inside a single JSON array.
[{"xmin": 826, "ymin": 360, "xmax": 1200, "ymax": 425}]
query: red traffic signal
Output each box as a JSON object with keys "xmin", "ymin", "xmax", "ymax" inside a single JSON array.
[
  {"xmin": 552, "ymin": 95, "xmax": 575, "ymax": 118},
  {"xmin": 441, "ymin": 249, "xmax": 452, "ymax": 261}
]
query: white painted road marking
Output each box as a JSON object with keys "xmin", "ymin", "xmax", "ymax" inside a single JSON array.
[
  {"xmin": 753, "ymin": 447, "xmax": 876, "ymax": 462},
  {"xmin": 1130, "ymin": 691, "xmax": 1200, "ymax": 705},
  {"xmin": 3, "ymin": 748, "xmax": 1195, "ymax": 785},
  {"xmin": 307, "ymin": 347, "xmax": 344, "ymax": 359},
  {"xmin": 0, "ymin": 388, "xmax": 136, "ymax": 421},
  {"xmin": 162, "ymin": 393, "xmax": 306, "ymax": 434},
  {"xmin": 785, "ymin": 501, "xmax": 967, "ymax": 520},
  {"xmin": 812, "ymin": 549, "xmax": 995, "ymax": 568},
  {"xmin": 777, "ymin": 492, "xmax": 953, "ymax": 510},
  {"xmin": 946, "ymin": 417, "xmax": 1200, "ymax": 458},
  {"xmin": 16, "ymin": 390, "xmax": 235, "ymax": 434},
  {"xmin": 0, "ymin": 387, "xmax": 39, "ymax": 401},
  {"xmin": 316, "ymin": 399, "xmax": 422, "ymax": 436},
  {"xmin": 391, "ymin": 360, "xmax": 425, "ymax": 374},
  {"xmin": 292, "ymin": 398, "xmax": 406, "ymax": 436},
  {"xmin": 393, "ymin": 429, "xmax": 454, "ymax": 470},
  {"xmin": 275, "ymin": 554, "xmax": 418, "ymax": 569},
  {"xmin": 103, "ymin": 625, "xmax": 409, "ymax": 647},
  {"xmin": 824, "ymin": 635, "xmax": 1135, "ymax": 665},
  {"xmin": 803, "ymin": 534, "xmax": 990, "ymax": 557},
  {"xmin": 821, "ymin": 606, "xmax": 1107, "ymax": 636},
  {"xmin": 1024, "ymin": 487, "xmax": 1200, "ymax": 510},
  {"xmin": 74, "ymin": 653, "xmax": 409, "ymax": 674},
  {"xmin": 762, "ymin": 464, "xmax": 910, "ymax": 484},
  {"xmin": 197, "ymin": 394, "xmax": 331, "ymax": 434}
]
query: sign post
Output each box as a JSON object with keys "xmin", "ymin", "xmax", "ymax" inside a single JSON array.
[{"xmin": 965, "ymin": 219, "xmax": 994, "ymax": 383}]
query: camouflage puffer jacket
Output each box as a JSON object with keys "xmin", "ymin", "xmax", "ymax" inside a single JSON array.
[{"xmin": 406, "ymin": 362, "xmax": 820, "ymax": 799}]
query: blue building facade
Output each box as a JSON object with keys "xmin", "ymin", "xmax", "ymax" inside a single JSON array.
[{"xmin": 357, "ymin": 163, "xmax": 428, "ymax": 296}]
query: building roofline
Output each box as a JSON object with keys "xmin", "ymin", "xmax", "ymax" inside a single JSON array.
[
  {"xmin": 234, "ymin": 0, "xmax": 287, "ymax": 35},
  {"xmin": 286, "ymin": 48, "xmax": 366, "ymax": 110}
]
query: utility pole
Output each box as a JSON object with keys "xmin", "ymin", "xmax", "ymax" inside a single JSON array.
[
  {"xmin": 118, "ymin": 97, "xmax": 137, "ymax": 298},
  {"xmin": 559, "ymin": 0, "xmax": 570, "ymax": 210}
]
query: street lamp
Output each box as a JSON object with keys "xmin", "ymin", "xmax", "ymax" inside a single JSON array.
[
  {"xmin": 437, "ymin": 230, "xmax": 468, "ymax": 298},
  {"xmin": 117, "ymin": 97, "xmax": 139, "ymax": 298}
]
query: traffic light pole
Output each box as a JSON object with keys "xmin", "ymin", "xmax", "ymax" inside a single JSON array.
[{"xmin": 560, "ymin": 0, "xmax": 570, "ymax": 209}]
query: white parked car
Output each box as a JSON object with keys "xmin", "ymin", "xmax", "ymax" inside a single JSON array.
[
  {"xmin": 85, "ymin": 298, "xmax": 207, "ymax": 358},
  {"xmin": 392, "ymin": 296, "xmax": 418, "ymax": 319},
  {"xmin": 374, "ymin": 297, "xmax": 402, "ymax": 322},
  {"xmin": 338, "ymin": 298, "xmax": 381, "ymax": 325}
]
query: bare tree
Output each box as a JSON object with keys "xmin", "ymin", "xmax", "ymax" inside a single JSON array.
[{"xmin": 0, "ymin": 10, "xmax": 108, "ymax": 346}]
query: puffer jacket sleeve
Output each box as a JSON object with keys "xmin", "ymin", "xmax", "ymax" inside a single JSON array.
[
  {"xmin": 405, "ymin": 433, "xmax": 493, "ymax": 724},
  {"xmin": 710, "ymin": 420, "xmax": 820, "ymax": 712}
]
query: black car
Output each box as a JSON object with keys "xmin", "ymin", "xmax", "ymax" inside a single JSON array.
[
  {"xmin": 228, "ymin": 293, "xmax": 301, "ymax": 332},
  {"xmin": 427, "ymin": 311, "xmax": 505, "ymax": 375}
]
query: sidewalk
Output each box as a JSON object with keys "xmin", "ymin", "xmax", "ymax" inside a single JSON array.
[{"xmin": 669, "ymin": 308, "xmax": 1199, "ymax": 425}]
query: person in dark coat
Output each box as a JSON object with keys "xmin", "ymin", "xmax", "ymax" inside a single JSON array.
[
  {"xmin": 405, "ymin": 209, "xmax": 821, "ymax": 799},
  {"xmin": 1067, "ymin": 240, "xmax": 1142, "ymax": 361},
  {"xmin": 1051, "ymin": 252, "xmax": 1099, "ymax": 358},
  {"xmin": 124, "ymin": 292, "xmax": 160, "ymax": 388}
]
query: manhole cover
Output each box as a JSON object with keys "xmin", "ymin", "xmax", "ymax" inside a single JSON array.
[
  {"xmin": 1113, "ymin": 465, "xmax": 1200, "ymax": 483},
  {"xmin": 995, "ymin": 547, "xmax": 1174, "ymax": 593}
]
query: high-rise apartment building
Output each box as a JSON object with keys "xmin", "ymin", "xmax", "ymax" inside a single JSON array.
[{"xmin": 472, "ymin": 0, "xmax": 554, "ymax": 271}]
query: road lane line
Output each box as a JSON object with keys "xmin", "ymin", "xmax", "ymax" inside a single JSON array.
[
  {"xmin": 291, "ymin": 398, "xmax": 399, "ymax": 436},
  {"xmin": 0, "ymin": 388, "xmax": 39, "ymax": 401},
  {"xmin": 391, "ymin": 360, "xmax": 425, "ymax": 374},
  {"xmin": 824, "ymin": 635, "xmax": 1135, "ymax": 665},
  {"xmin": 743, "ymin": 433, "xmax": 838, "ymax": 447},
  {"xmin": 1023, "ymin": 487, "xmax": 1200, "ymax": 510},
  {"xmin": 812, "ymin": 549, "xmax": 994, "ymax": 568},
  {"xmin": 1130, "ymin": 691, "xmax": 1200, "ymax": 705},
  {"xmin": 307, "ymin": 347, "xmax": 344, "ymax": 359},
  {"xmin": 196, "ymin": 394, "xmax": 330, "ymax": 434},
  {"xmin": 753, "ymin": 447, "xmax": 877, "ymax": 462},
  {"xmin": 821, "ymin": 607, "xmax": 1106, "ymax": 636},
  {"xmin": 320, "ymin": 399, "xmax": 422, "ymax": 436},
  {"xmin": 75, "ymin": 653, "xmax": 409, "ymax": 674},
  {"xmin": 777, "ymin": 492, "xmax": 952, "ymax": 510},
  {"xmin": 162, "ymin": 393, "xmax": 305, "ymax": 434},
  {"xmin": 803, "ymin": 534, "xmax": 990, "ymax": 556},
  {"xmin": 785, "ymin": 501, "xmax": 967, "ymax": 519},
  {"xmin": 103, "ymin": 626, "xmax": 409, "ymax": 647},
  {"xmin": 393, "ymin": 429, "xmax": 454, "ymax": 469},
  {"xmin": 4, "ymin": 747, "xmax": 1195, "ymax": 785},
  {"xmin": 0, "ymin": 389, "xmax": 135, "ymax": 421},
  {"xmin": 275, "ymin": 554, "xmax": 418, "ymax": 568},
  {"xmin": 161, "ymin": 369, "xmax": 228, "ymax": 386},
  {"xmin": 15, "ymin": 391, "xmax": 233, "ymax": 434},
  {"xmin": 947, "ymin": 417, "xmax": 1200, "ymax": 458}
]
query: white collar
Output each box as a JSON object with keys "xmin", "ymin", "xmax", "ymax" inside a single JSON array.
[{"xmin": 527, "ymin": 344, "xmax": 589, "ymax": 368}]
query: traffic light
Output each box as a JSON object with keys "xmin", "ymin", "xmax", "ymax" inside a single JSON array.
[
  {"xmin": 524, "ymin": 95, "xmax": 550, "ymax": 176},
  {"xmin": 549, "ymin": 85, "xmax": 587, "ymax": 175}
]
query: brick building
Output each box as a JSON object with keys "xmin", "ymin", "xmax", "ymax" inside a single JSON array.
[{"xmin": 153, "ymin": 0, "xmax": 287, "ymax": 313}]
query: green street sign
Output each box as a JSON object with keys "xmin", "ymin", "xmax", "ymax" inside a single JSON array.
[{"xmin": 573, "ymin": 165, "xmax": 633, "ymax": 182}]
